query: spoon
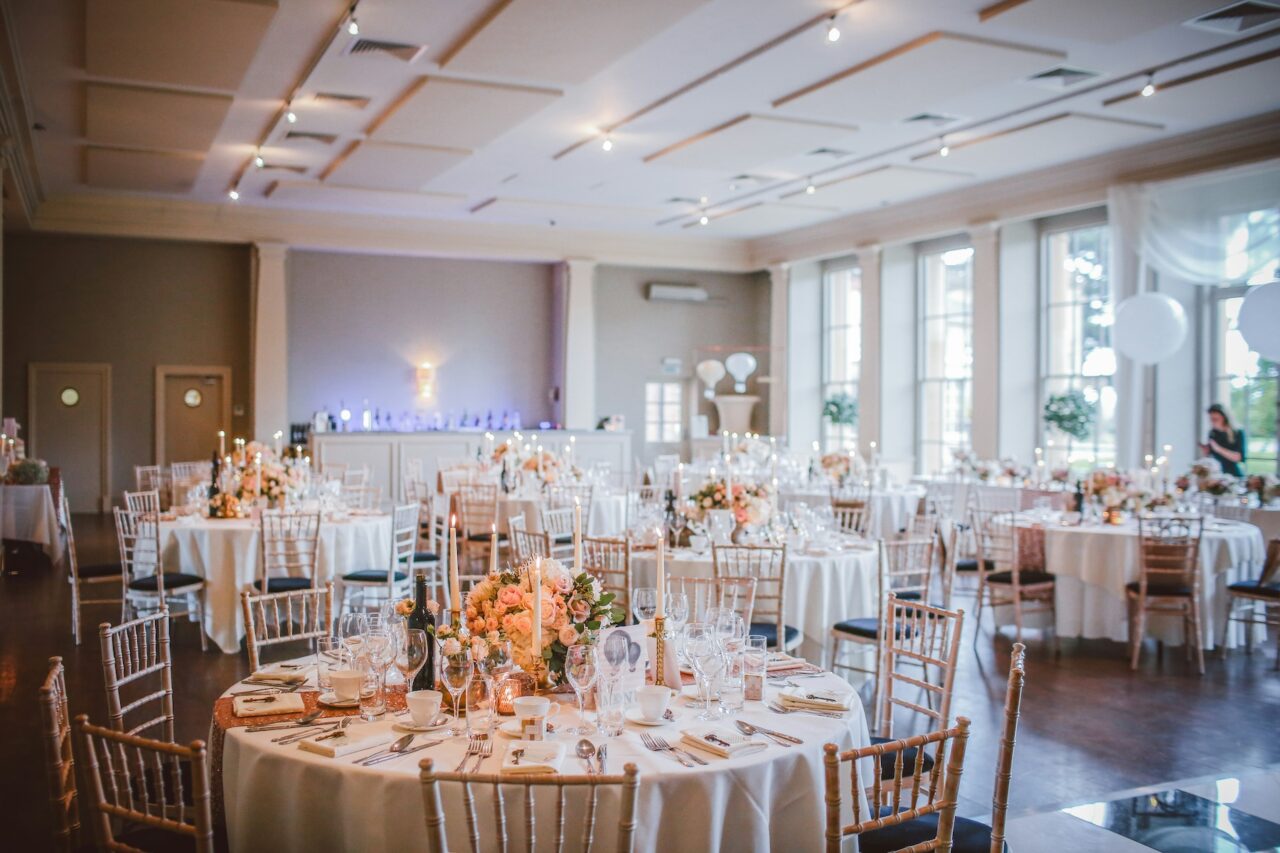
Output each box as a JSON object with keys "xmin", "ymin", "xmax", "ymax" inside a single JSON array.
[
  {"xmin": 576, "ymin": 739, "xmax": 598, "ymax": 774},
  {"xmin": 510, "ymin": 748, "xmax": 524, "ymax": 767},
  {"xmin": 247, "ymin": 709, "xmax": 323, "ymax": 732}
]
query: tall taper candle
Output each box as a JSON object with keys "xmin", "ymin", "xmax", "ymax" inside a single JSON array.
[
  {"xmin": 489, "ymin": 522, "xmax": 498, "ymax": 576},
  {"xmin": 218, "ymin": 431, "xmax": 225, "ymax": 457},
  {"xmin": 656, "ymin": 538, "xmax": 665, "ymax": 619},
  {"xmin": 449, "ymin": 515, "xmax": 461, "ymax": 616},
  {"xmin": 531, "ymin": 558, "xmax": 542, "ymax": 657},
  {"xmin": 573, "ymin": 497, "xmax": 582, "ymax": 570}
]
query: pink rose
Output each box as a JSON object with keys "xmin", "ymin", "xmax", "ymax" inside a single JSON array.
[
  {"xmin": 426, "ymin": 600, "xmax": 440, "ymax": 616},
  {"xmin": 552, "ymin": 573, "xmax": 573, "ymax": 595},
  {"xmin": 484, "ymin": 617, "xmax": 498, "ymax": 632},
  {"xmin": 552, "ymin": 612, "xmax": 569, "ymax": 631},
  {"xmin": 558, "ymin": 624, "xmax": 578, "ymax": 646},
  {"xmin": 498, "ymin": 586, "xmax": 523, "ymax": 607},
  {"xmin": 465, "ymin": 605, "xmax": 478, "ymax": 620},
  {"xmin": 513, "ymin": 614, "xmax": 532, "ymax": 636},
  {"xmin": 494, "ymin": 602, "xmax": 508, "ymax": 616},
  {"xmin": 568, "ymin": 599, "xmax": 591, "ymax": 623}
]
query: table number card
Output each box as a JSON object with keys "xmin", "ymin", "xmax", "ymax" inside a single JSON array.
[{"xmin": 599, "ymin": 624, "xmax": 649, "ymax": 692}]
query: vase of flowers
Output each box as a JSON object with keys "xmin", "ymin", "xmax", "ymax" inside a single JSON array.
[
  {"xmin": 820, "ymin": 453, "xmax": 851, "ymax": 482},
  {"xmin": 822, "ymin": 393, "xmax": 858, "ymax": 431},
  {"xmin": 208, "ymin": 492, "xmax": 244, "ymax": 519},
  {"xmin": 4, "ymin": 458, "xmax": 49, "ymax": 485},
  {"xmin": 1245, "ymin": 474, "xmax": 1279, "ymax": 505},
  {"xmin": 1043, "ymin": 390, "xmax": 1096, "ymax": 441}
]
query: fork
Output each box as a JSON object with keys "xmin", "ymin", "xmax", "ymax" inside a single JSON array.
[
  {"xmin": 640, "ymin": 732, "xmax": 693, "ymax": 767},
  {"xmin": 767, "ymin": 701, "xmax": 843, "ymax": 719},
  {"xmin": 652, "ymin": 735, "xmax": 708, "ymax": 766},
  {"xmin": 455, "ymin": 738, "xmax": 484, "ymax": 773},
  {"xmin": 468, "ymin": 739, "xmax": 493, "ymax": 773}
]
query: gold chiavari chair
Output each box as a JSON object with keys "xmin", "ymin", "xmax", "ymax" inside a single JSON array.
[
  {"xmin": 832, "ymin": 498, "xmax": 873, "ymax": 538},
  {"xmin": 459, "ymin": 483, "xmax": 502, "ymax": 571},
  {"xmin": 169, "ymin": 460, "xmax": 208, "ymax": 508},
  {"xmin": 255, "ymin": 509, "xmax": 322, "ymax": 594},
  {"xmin": 852, "ymin": 645, "xmax": 1027, "ymax": 853},
  {"xmin": 624, "ymin": 486, "xmax": 662, "ymax": 528},
  {"xmin": 115, "ymin": 507, "xmax": 207, "ymax": 650},
  {"xmin": 937, "ymin": 525, "xmax": 960, "ymax": 611},
  {"xmin": 712, "ymin": 544, "xmax": 799, "ymax": 652},
  {"xmin": 77, "ymin": 716, "xmax": 213, "ymax": 853},
  {"xmin": 65, "ymin": 495, "xmax": 123, "ymax": 645},
  {"xmin": 972, "ymin": 512, "xmax": 1055, "ymax": 647},
  {"xmin": 123, "ymin": 488, "xmax": 161, "ymax": 515},
  {"xmin": 538, "ymin": 506, "xmax": 576, "ymax": 561},
  {"xmin": 954, "ymin": 492, "xmax": 1019, "ymax": 584},
  {"xmin": 508, "ymin": 514, "xmax": 551, "ymax": 567},
  {"xmin": 670, "ymin": 575, "xmax": 757, "ymax": 626},
  {"xmin": 133, "ymin": 465, "xmax": 171, "ymax": 509},
  {"xmin": 342, "ymin": 483, "xmax": 382, "ymax": 511},
  {"xmin": 1128, "ymin": 514, "xmax": 1205, "ymax": 674},
  {"xmin": 99, "ymin": 611, "xmax": 176, "ymax": 742},
  {"xmin": 547, "ymin": 482, "xmax": 594, "ymax": 517},
  {"xmin": 822, "ymin": 718, "xmax": 971, "ymax": 853},
  {"xmin": 419, "ymin": 758, "xmax": 640, "ymax": 853},
  {"xmin": 242, "ymin": 582, "xmax": 335, "ymax": 671},
  {"xmin": 1222, "ymin": 538, "xmax": 1280, "ymax": 669},
  {"xmin": 582, "ymin": 535, "xmax": 632, "ymax": 624},
  {"xmin": 40, "ymin": 657, "xmax": 79, "ymax": 852},
  {"xmin": 410, "ymin": 492, "xmax": 446, "ymax": 602},
  {"xmin": 343, "ymin": 503, "xmax": 417, "ymax": 611},
  {"xmin": 830, "ymin": 536, "xmax": 935, "ymax": 689}
]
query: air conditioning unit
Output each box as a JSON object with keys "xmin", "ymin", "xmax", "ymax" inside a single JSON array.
[{"xmin": 647, "ymin": 283, "xmax": 709, "ymax": 303}]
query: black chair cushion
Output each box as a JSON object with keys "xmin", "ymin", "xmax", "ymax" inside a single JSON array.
[
  {"xmin": 553, "ymin": 534, "xmax": 574, "ymax": 545},
  {"xmin": 1227, "ymin": 579, "xmax": 1280, "ymax": 598},
  {"xmin": 894, "ymin": 590, "xmax": 923, "ymax": 601},
  {"xmin": 1125, "ymin": 579, "xmax": 1192, "ymax": 597},
  {"xmin": 833, "ymin": 617, "xmax": 879, "ymax": 639},
  {"xmin": 343, "ymin": 569, "xmax": 408, "ymax": 583},
  {"xmin": 118, "ymin": 824, "xmax": 197, "ymax": 853},
  {"xmin": 870, "ymin": 735, "xmax": 935, "ymax": 780},
  {"xmin": 859, "ymin": 807, "xmax": 1003, "ymax": 853},
  {"xmin": 987, "ymin": 569, "xmax": 1055, "ymax": 586},
  {"xmin": 955, "ymin": 558, "xmax": 994, "ymax": 573},
  {"xmin": 467, "ymin": 532, "xmax": 508, "ymax": 542},
  {"xmin": 128, "ymin": 573, "xmax": 203, "ymax": 593},
  {"xmin": 79, "ymin": 562, "xmax": 123, "ymax": 579},
  {"xmin": 413, "ymin": 551, "xmax": 439, "ymax": 563},
  {"xmin": 749, "ymin": 622, "xmax": 801, "ymax": 648},
  {"xmin": 251, "ymin": 576, "xmax": 313, "ymax": 593}
]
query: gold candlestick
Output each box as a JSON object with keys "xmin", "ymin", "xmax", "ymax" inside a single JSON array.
[{"xmin": 653, "ymin": 615, "xmax": 667, "ymax": 687}]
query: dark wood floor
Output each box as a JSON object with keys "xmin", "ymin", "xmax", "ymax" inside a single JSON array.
[{"xmin": 3, "ymin": 514, "xmax": 1278, "ymax": 849}]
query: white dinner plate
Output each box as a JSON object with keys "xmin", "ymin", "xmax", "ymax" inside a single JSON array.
[{"xmin": 625, "ymin": 708, "xmax": 670, "ymax": 727}]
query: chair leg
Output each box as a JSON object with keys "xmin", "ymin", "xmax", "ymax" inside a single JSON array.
[
  {"xmin": 971, "ymin": 584, "xmax": 986, "ymax": 648},
  {"xmin": 1130, "ymin": 600, "xmax": 1147, "ymax": 671},
  {"xmin": 1013, "ymin": 593, "xmax": 1024, "ymax": 644},
  {"xmin": 1220, "ymin": 598, "xmax": 1234, "ymax": 658},
  {"xmin": 1190, "ymin": 598, "xmax": 1204, "ymax": 676}
]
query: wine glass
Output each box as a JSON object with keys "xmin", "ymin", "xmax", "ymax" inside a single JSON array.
[
  {"xmin": 440, "ymin": 652, "xmax": 471, "ymax": 737},
  {"xmin": 712, "ymin": 609, "xmax": 746, "ymax": 649},
  {"xmin": 339, "ymin": 613, "xmax": 368, "ymax": 658},
  {"xmin": 564, "ymin": 644, "xmax": 599, "ymax": 735},
  {"xmin": 632, "ymin": 587, "xmax": 658, "ymax": 623},
  {"xmin": 684, "ymin": 624, "xmax": 725, "ymax": 721},
  {"xmin": 395, "ymin": 629, "xmax": 429, "ymax": 691}
]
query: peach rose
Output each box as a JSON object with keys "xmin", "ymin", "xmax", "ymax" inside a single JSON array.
[
  {"xmin": 551, "ymin": 572, "xmax": 573, "ymax": 595},
  {"xmin": 568, "ymin": 598, "xmax": 591, "ymax": 623},
  {"xmin": 558, "ymin": 624, "xmax": 578, "ymax": 646},
  {"xmin": 539, "ymin": 597, "xmax": 557, "ymax": 626},
  {"xmin": 466, "ymin": 605, "xmax": 479, "ymax": 620},
  {"xmin": 484, "ymin": 616, "xmax": 499, "ymax": 633},
  {"xmin": 498, "ymin": 586, "xmax": 523, "ymax": 607},
  {"xmin": 513, "ymin": 614, "xmax": 533, "ymax": 636}
]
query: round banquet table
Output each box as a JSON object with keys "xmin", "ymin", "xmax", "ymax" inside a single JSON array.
[
  {"xmin": 782, "ymin": 486, "xmax": 925, "ymax": 539},
  {"xmin": 494, "ymin": 492, "xmax": 628, "ymax": 536},
  {"xmin": 213, "ymin": 663, "xmax": 871, "ymax": 853},
  {"xmin": 631, "ymin": 539, "xmax": 879, "ymax": 665},
  {"xmin": 158, "ymin": 513, "xmax": 391, "ymax": 654},
  {"xmin": 0, "ymin": 483, "xmax": 64, "ymax": 566},
  {"xmin": 1000, "ymin": 515, "xmax": 1266, "ymax": 649}
]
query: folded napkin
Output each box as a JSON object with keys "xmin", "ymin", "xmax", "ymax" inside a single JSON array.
[
  {"xmin": 765, "ymin": 653, "xmax": 811, "ymax": 673},
  {"xmin": 244, "ymin": 666, "xmax": 308, "ymax": 685},
  {"xmin": 296, "ymin": 727, "xmax": 389, "ymax": 759},
  {"xmin": 502, "ymin": 741, "xmax": 566, "ymax": 775},
  {"xmin": 680, "ymin": 725, "xmax": 767, "ymax": 758},
  {"xmin": 777, "ymin": 684, "xmax": 854, "ymax": 712},
  {"xmin": 232, "ymin": 693, "xmax": 307, "ymax": 718}
]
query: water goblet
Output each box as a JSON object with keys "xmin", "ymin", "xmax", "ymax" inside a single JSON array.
[
  {"xmin": 395, "ymin": 629, "xmax": 429, "ymax": 690},
  {"xmin": 564, "ymin": 644, "xmax": 599, "ymax": 735},
  {"xmin": 632, "ymin": 587, "xmax": 658, "ymax": 623},
  {"xmin": 440, "ymin": 652, "xmax": 472, "ymax": 737}
]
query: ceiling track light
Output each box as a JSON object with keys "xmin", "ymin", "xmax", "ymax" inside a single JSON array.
[
  {"xmin": 805, "ymin": 180, "xmax": 816, "ymax": 195},
  {"xmin": 601, "ymin": 134, "xmax": 614, "ymax": 152},
  {"xmin": 285, "ymin": 104, "xmax": 297, "ymax": 124},
  {"xmin": 1141, "ymin": 73, "xmax": 1156, "ymax": 97},
  {"xmin": 698, "ymin": 212, "xmax": 710, "ymax": 226},
  {"xmin": 826, "ymin": 14, "xmax": 840, "ymax": 42},
  {"xmin": 228, "ymin": 189, "xmax": 240, "ymax": 201},
  {"xmin": 347, "ymin": 17, "xmax": 359, "ymax": 35},
  {"xmin": 253, "ymin": 152, "xmax": 265, "ymax": 169},
  {"xmin": 938, "ymin": 136, "xmax": 950, "ymax": 157}
]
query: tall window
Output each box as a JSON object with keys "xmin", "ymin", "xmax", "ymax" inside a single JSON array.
[
  {"xmin": 644, "ymin": 381, "xmax": 682, "ymax": 444},
  {"xmin": 918, "ymin": 247, "xmax": 974, "ymax": 474},
  {"xmin": 1210, "ymin": 208, "xmax": 1279, "ymax": 475},
  {"xmin": 822, "ymin": 265, "xmax": 861, "ymax": 450},
  {"xmin": 1042, "ymin": 225, "xmax": 1116, "ymax": 468}
]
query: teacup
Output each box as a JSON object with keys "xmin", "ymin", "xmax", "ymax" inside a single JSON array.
[
  {"xmin": 329, "ymin": 669, "xmax": 362, "ymax": 702},
  {"xmin": 512, "ymin": 696, "xmax": 561, "ymax": 740},
  {"xmin": 406, "ymin": 689, "xmax": 443, "ymax": 726},
  {"xmin": 635, "ymin": 685, "xmax": 672, "ymax": 722}
]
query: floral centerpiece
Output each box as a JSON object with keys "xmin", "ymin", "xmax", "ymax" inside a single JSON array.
[
  {"xmin": 1199, "ymin": 476, "xmax": 1234, "ymax": 496},
  {"xmin": 230, "ymin": 442, "xmax": 303, "ymax": 507},
  {"xmin": 208, "ymin": 492, "xmax": 244, "ymax": 519},
  {"xmin": 1000, "ymin": 458, "xmax": 1029, "ymax": 481},
  {"xmin": 4, "ymin": 457, "xmax": 49, "ymax": 485},
  {"xmin": 687, "ymin": 479, "xmax": 773, "ymax": 527},
  {"xmin": 463, "ymin": 559, "xmax": 622, "ymax": 687},
  {"xmin": 1246, "ymin": 474, "xmax": 1280, "ymax": 505},
  {"xmin": 820, "ymin": 453, "xmax": 851, "ymax": 481},
  {"xmin": 1050, "ymin": 467, "xmax": 1071, "ymax": 484}
]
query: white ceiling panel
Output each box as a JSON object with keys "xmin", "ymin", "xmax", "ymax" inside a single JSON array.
[
  {"xmin": 373, "ymin": 77, "xmax": 562, "ymax": 150},
  {"xmin": 913, "ymin": 113, "xmax": 1163, "ymax": 173},
  {"xmin": 649, "ymin": 115, "xmax": 858, "ymax": 174},
  {"xmin": 324, "ymin": 141, "xmax": 470, "ymax": 191},
  {"xmin": 86, "ymin": 84, "xmax": 234, "ymax": 152},
  {"xmin": 441, "ymin": 0, "xmax": 712, "ymax": 84},
  {"xmin": 84, "ymin": 146, "xmax": 204, "ymax": 192},
  {"xmin": 473, "ymin": 197, "xmax": 662, "ymax": 229},
  {"xmin": 694, "ymin": 202, "xmax": 840, "ymax": 236},
  {"xmin": 267, "ymin": 181, "xmax": 465, "ymax": 216},
  {"xmin": 980, "ymin": 0, "xmax": 1220, "ymax": 44},
  {"xmin": 85, "ymin": 0, "xmax": 277, "ymax": 91},
  {"xmin": 784, "ymin": 164, "xmax": 973, "ymax": 209},
  {"xmin": 775, "ymin": 32, "xmax": 1064, "ymax": 124},
  {"xmin": 1105, "ymin": 55, "xmax": 1280, "ymax": 126}
]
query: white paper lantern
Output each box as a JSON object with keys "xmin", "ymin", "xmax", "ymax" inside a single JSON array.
[
  {"xmin": 1237, "ymin": 281, "xmax": 1280, "ymax": 362},
  {"xmin": 1113, "ymin": 293, "xmax": 1188, "ymax": 365},
  {"xmin": 724, "ymin": 352, "xmax": 758, "ymax": 393},
  {"xmin": 695, "ymin": 359, "xmax": 725, "ymax": 399}
]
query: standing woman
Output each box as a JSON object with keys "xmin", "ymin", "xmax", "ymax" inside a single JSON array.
[{"xmin": 1200, "ymin": 403, "xmax": 1246, "ymax": 477}]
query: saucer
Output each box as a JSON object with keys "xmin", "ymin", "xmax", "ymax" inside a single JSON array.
[
  {"xmin": 625, "ymin": 708, "xmax": 670, "ymax": 727},
  {"xmin": 393, "ymin": 714, "xmax": 451, "ymax": 733},
  {"xmin": 317, "ymin": 692, "xmax": 359, "ymax": 708},
  {"xmin": 497, "ymin": 719, "xmax": 559, "ymax": 739}
]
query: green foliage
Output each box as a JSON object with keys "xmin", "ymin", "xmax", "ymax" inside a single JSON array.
[
  {"xmin": 1043, "ymin": 390, "xmax": 1096, "ymax": 442},
  {"xmin": 823, "ymin": 393, "xmax": 859, "ymax": 427},
  {"xmin": 5, "ymin": 458, "xmax": 49, "ymax": 485}
]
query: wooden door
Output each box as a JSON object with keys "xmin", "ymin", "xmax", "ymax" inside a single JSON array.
[
  {"xmin": 28, "ymin": 363, "xmax": 111, "ymax": 511},
  {"xmin": 158, "ymin": 369, "xmax": 228, "ymax": 465}
]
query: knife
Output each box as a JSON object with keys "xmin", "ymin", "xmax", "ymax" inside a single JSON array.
[
  {"xmin": 363, "ymin": 740, "xmax": 443, "ymax": 766},
  {"xmin": 597, "ymin": 743, "xmax": 607, "ymax": 774}
]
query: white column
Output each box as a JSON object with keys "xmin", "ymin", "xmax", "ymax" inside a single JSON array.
[
  {"xmin": 970, "ymin": 223, "xmax": 1000, "ymax": 460},
  {"xmin": 559, "ymin": 258, "xmax": 597, "ymax": 430},
  {"xmin": 251, "ymin": 242, "xmax": 289, "ymax": 442},
  {"xmin": 786, "ymin": 261, "xmax": 822, "ymax": 452},
  {"xmin": 858, "ymin": 245, "xmax": 882, "ymax": 459},
  {"xmin": 997, "ymin": 220, "xmax": 1038, "ymax": 462},
  {"xmin": 879, "ymin": 246, "xmax": 917, "ymax": 477},
  {"xmin": 767, "ymin": 263, "xmax": 789, "ymax": 441}
]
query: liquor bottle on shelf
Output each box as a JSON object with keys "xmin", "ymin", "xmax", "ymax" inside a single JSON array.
[{"xmin": 408, "ymin": 572, "xmax": 436, "ymax": 691}]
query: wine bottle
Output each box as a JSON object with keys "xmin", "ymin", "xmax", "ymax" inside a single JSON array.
[
  {"xmin": 408, "ymin": 572, "xmax": 436, "ymax": 691},
  {"xmin": 208, "ymin": 451, "xmax": 220, "ymax": 500},
  {"xmin": 1072, "ymin": 479, "xmax": 1085, "ymax": 514}
]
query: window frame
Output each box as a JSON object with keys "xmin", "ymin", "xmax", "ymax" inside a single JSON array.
[
  {"xmin": 1205, "ymin": 282, "xmax": 1280, "ymax": 476},
  {"xmin": 643, "ymin": 380, "xmax": 684, "ymax": 446},
  {"xmin": 820, "ymin": 257, "xmax": 862, "ymax": 453},
  {"xmin": 915, "ymin": 236, "xmax": 975, "ymax": 475}
]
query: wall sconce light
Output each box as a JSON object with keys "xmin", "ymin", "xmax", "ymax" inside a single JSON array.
[{"xmin": 416, "ymin": 362, "xmax": 437, "ymax": 400}]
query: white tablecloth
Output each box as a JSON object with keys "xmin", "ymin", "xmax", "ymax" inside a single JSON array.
[
  {"xmin": 1018, "ymin": 518, "xmax": 1267, "ymax": 649},
  {"xmin": 632, "ymin": 542, "xmax": 879, "ymax": 665},
  {"xmin": 497, "ymin": 493, "xmax": 628, "ymax": 537},
  {"xmin": 0, "ymin": 483, "xmax": 64, "ymax": 565},
  {"xmin": 1246, "ymin": 506, "xmax": 1280, "ymax": 542},
  {"xmin": 783, "ymin": 486, "xmax": 924, "ymax": 539},
  {"xmin": 159, "ymin": 515, "xmax": 391, "ymax": 654},
  {"xmin": 219, "ymin": 669, "xmax": 871, "ymax": 853}
]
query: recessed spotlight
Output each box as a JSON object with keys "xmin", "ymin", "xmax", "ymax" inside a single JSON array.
[
  {"xmin": 1140, "ymin": 73, "xmax": 1156, "ymax": 97},
  {"xmin": 826, "ymin": 15, "xmax": 841, "ymax": 42},
  {"xmin": 699, "ymin": 195, "xmax": 709, "ymax": 204},
  {"xmin": 805, "ymin": 181, "xmax": 816, "ymax": 194},
  {"xmin": 228, "ymin": 189, "xmax": 240, "ymax": 201},
  {"xmin": 254, "ymin": 153, "xmax": 265, "ymax": 169},
  {"xmin": 699, "ymin": 213, "xmax": 709, "ymax": 226},
  {"xmin": 347, "ymin": 16, "xmax": 359, "ymax": 35},
  {"xmin": 938, "ymin": 136, "xmax": 950, "ymax": 157},
  {"xmin": 285, "ymin": 107, "xmax": 297, "ymax": 124},
  {"xmin": 601, "ymin": 135, "xmax": 614, "ymax": 152},
  {"xmin": 728, "ymin": 182, "xmax": 738, "ymax": 191}
]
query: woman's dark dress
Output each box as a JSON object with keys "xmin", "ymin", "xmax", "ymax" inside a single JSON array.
[{"xmin": 1208, "ymin": 428, "xmax": 1246, "ymax": 477}]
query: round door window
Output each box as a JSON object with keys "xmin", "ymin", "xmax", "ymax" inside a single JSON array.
[
  {"xmin": 183, "ymin": 388, "xmax": 203, "ymax": 408},
  {"xmin": 60, "ymin": 387, "xmax": 80, "ymax": 407}
]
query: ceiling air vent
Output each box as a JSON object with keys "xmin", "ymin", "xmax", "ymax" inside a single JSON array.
[
  {"xmin": 727, "ymin": 174, "xmax": 769, "ymax": 191},
  {"xmin": 665, "ymin": 196, "xmax": 704, "ymax": 205},
  {"xmin": 343, "ymin": 38, "xmax": 428, "ymax": 63},
  {"xmin": 260, "ymin": 163, "xmax": 308, "ymax": 174},
  {"xmin": 1025, "ymin": 65, "xmax": 1103, "ymax": 90},
  {"xmin": 1185, "ymin": 1, "xmax": 1280, "ymax": 33},
  {"xmin": 284, "ymin": 130, "xmax": 339, "ymax": 145},
  {"xmin": 312, "ymin": 92, "xmax": 372, "ymax": 110},
  {"xmin": 806, "ymin": 147, "xmax": 853, "ymax": 159},
  {"xmin": 902, "ymin": 112, "xmax": 961, "ymax": 128}
]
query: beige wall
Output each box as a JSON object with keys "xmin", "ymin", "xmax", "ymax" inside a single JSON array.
[
  {"xmin": 594, "ymin": 265, "xmax": 771, "ymax": 462},
  {"xmin": 3, "ymin": 232, "xmax": 252, "ymax": 498},
  {"xmin": 287, "ymin": 251, "xmax": 558, "ymax": 428}
]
